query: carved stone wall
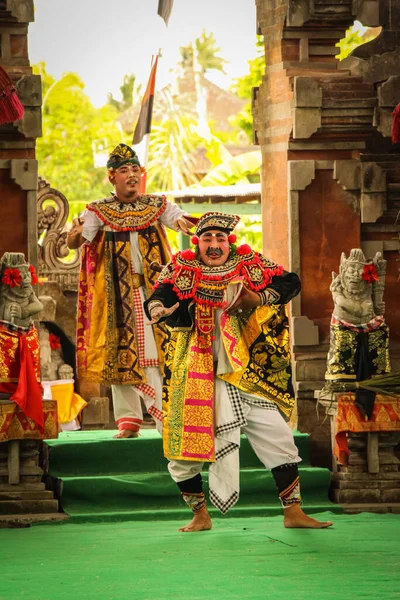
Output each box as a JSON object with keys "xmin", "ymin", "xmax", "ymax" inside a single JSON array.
[
  {"xmin": 254, "ymin": 0, "xmax": 400, "ymax": 465},
  {"xmin": 0, "ymin": 0, "xmax": 40, "ymax": 266}
]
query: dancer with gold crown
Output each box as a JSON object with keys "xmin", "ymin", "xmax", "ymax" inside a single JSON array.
[
  {"xmin": 145, "ymin": 212, "xmax": 333, "ymax": 531},
  {"xmin": 67, "ymin": 143, "xmax": 193, "ymax": 438}
]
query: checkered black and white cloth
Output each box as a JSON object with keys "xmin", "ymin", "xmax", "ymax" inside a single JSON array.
[{"xmin": 209, "ymin": 380, "xmax": 278, "ymax": 514}]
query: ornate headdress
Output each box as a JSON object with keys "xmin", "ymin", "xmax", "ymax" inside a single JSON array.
[
  {"xmin": 190, "ymin": 212, "xmax": 240, "ymax": 246},
  {"xmin": 106, "ymin": 143, "xmax": 141, "ymax": 170},
  {"xmin": 339, "ymin": 249, "xmax": 367, "ymax": 271},
  {"xmin": 339, "ymin": 248, "xmax": 379, "ymax": 284},
  {"xmin": 195, "ymin": 212, "xmax": 240, "ymax": 236}
]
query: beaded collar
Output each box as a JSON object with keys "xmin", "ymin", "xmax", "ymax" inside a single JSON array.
[
  {"xmin": 155, "ymin": 246, "xmax": 284, "ymax": 307},
  {"xmin": 86, "ymin": 194, "xmax": 167, "ymax": 231}
]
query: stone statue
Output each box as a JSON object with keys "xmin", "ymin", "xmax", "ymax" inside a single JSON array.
[
  {"xmin": 0, "ymin": 253, "xmax": 43, "ymax": 416},
  {"xmin": 39, "ymin": 321, "xmax": 74, "ymax": 382},
  {"xmin": 0, "ymin": 252, "xmax": 43, "ymax": 326},
  {"xmin": 325, "ymin": 248, "xmax": 390, "ymax": 417},
  {"xmin": 330, "ymin": 249, "xmax": 387, "ymax": 325}
]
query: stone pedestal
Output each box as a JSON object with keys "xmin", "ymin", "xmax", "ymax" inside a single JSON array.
[
  {"xmin": 82, "ymin": 397, "xmax": 110, "ymax": 430},
  {"xmin": 316, "ymin": 392, "xmax": 400, "ymax": 514}
]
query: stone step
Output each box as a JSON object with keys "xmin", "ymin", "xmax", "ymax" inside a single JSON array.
[
  {"xmin": 322, "ymin": 98, "xmax": 376, "ymax": 108},
  {"xmin": 0, "ymin": 499, "xmax": 59, "ymax": 514},
  {"xmin": 361, "ymin": 154, "xmax": 400, "ymax": 162},
  {"xmin": 323, "ymin": 81, "xmax": 373, "ymax": 90},
  {"xmin": 340, "ymin": 503, "xmax": 400, "ymax": 514},
  {"xmin": 0, "ymin": 490, "xmax": 54, "ymax": 501},
  {"xmin": 314, "ymin": 0, "xmax": 352, "ymax": 5},
  {"xmin": 0, "ymin": 513, "xmax": 69, "ymax": 528},
  {"xmin": 333, "ymin": 487, "xmax": 400, "ymax": 503},
  {"xmin": 0, "ymin": 482, "xmax": 45, "ymax": 492}
]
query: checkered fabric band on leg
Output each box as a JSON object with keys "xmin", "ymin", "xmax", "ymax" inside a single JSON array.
[{"xmin": 181, "ymin": 492, "xmax": 207, "ymax": 512}]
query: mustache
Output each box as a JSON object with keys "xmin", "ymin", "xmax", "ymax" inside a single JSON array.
[{"xmin": 205, "ymin": 247, "xmax": 223, "ymax": 257}]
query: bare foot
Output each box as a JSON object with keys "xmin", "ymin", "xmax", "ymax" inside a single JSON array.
[
  {"xmin": 283, "ymin": 504, "xmax": 333, "ymax": 529},
  {"xmin": 178, "ymin": 507, "xmax": 213, "ymax": 532},
  {"xmin": 113, "ymin": 430, "xmax": 139, "ymax": 439}
]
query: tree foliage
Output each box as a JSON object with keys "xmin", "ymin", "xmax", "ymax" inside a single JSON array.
[
  {"xmin": 336, "ymin": 21, "xmax": 380, "ymax": 61},
  {"xmin": 146, "ymin": 91, "xmax": 203, "ymax": 193},
  {"xmin": 107, "ymin": 73, "xmax": 142, "ymax": 113},
  {"xmin": 198, "ymin": 151, "xmax": 261, "ymax": 187},
  {"xmin": 34, "ymin": 62, "xmax": 122, "ymax": 217},
  {"xmin": 179, "ymin": 30, "xmax": 228, "ymax": 75},
  {"xmin": 229, "ymin": 37, "xmax": 265, "ymax": 142}
]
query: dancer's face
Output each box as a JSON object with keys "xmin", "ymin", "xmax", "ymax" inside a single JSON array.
[
  {"xmin": 198, "ymin": 229, "xmax": 230, "ymax": 266},
  {"xmin": 110, "ymin": 163, "xmax": 141, "ymax": 200}
]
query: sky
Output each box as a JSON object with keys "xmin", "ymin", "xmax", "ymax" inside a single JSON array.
[{"xmin": 30, "ymin": 0, "xmax": 258, "ymax": 108}]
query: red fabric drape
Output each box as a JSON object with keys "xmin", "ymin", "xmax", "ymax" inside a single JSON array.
[{"xmin": 10, "ymin": 334, "xmax": 44, "ymax": 428}]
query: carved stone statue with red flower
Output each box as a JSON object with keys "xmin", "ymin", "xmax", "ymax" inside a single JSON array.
[
  {"xmin": 0, "ymin": 252, "xmax": 44, "ymax": 429},
  {"xmin": 326, "ymin": 248, "xmax": 391, "ymax": 418},
  {"xmin": 0, "ymin": 252, "xmax": 42, "ymax": 327}
]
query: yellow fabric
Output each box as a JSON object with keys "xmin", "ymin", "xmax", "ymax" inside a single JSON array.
[
  {"xmin": 50, "ymin": 382, "xmax": 88, "ymax": 424},
  {"xmin": 85, "ymin": 235, "xmax": 108, "ymax": 380},
  {"xmin": 139, "ymin": 222, "xmax": 172, "ymax": 368},
  {"xmin": 162, "ymin": 304, "xmax": 295, "ymax": 462},
  {"xmin": 77, "ymin": 223, "xmax": 171, "ymax": 384},
  {"xmin": 163, "ymin": 329, "xmax": 215, "ymax": 462},
  {"xmin": 220, "ymin": 305, "xmax": 295, "ymax": 420}
]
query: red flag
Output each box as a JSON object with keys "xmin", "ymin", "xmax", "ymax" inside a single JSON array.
[
  {"xmin": 132, "ymin": 55, "xmax": 158, "ymax": 146},
  {"xmin": 158, "ymin": 0, "xmax": 174, "ymax": 26}
]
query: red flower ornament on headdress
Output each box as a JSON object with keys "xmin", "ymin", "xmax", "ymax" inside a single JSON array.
[
  {"xmin": 1, "ymin": 267, "xmax": 22, "ymax": 287},
  {"xmin": 236, "ymin": 244, "xmax": 252, "ymax": 256},
  {"xmin": 181, "ymin": 249, "xmax": 196, "ymax": 261},
  {"xmin": 191, "ymin": 235, "xmax": 199, "ymax": 245},
  {"xmin": 29, "ymin": 264, "xmax": 38, "ymax": 285},
  {"xmin": 49, "ymin": 333, "xmax": 61, "ymax": 351},
  {"xmin": 362, "ymin": 263, "xmax": 379, "ymax": 283},
  {"xmin": 228, "ymin": 234, "xmax": 237, "ymax": 244}
]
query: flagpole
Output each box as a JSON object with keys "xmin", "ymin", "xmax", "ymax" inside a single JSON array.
[
  {"xmin": 142, "ymin": 52, "xmax": 157, "ymax": 170},
  {"xmin": 134, "ymin": 52, "xmax": 160, "ymax": 193}
]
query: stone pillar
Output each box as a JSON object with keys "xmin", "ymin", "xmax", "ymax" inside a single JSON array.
[
  {"xmin": 0, "ymin": 0, "xmax": 41, "ymax": 266},
  {"xmin": 254, "ymin": 0, "xmax": 400, "ymax": 467}
]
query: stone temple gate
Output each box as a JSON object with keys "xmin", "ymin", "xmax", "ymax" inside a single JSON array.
[{"xmin": 0, "ymin": 1, "xmax": 399, "ymax": 518}]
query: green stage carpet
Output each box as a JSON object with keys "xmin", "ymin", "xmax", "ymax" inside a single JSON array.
[
  {"xmin": 45, "ymin": 430, "xmax": 341, "ymax": 522},
  {"xmin": 1, "ymin": 513, "xmax": 399, "ymax": 600}
]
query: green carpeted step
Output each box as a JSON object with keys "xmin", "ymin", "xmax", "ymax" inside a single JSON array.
[
  {"xmin": 46, "ymin": 429, "xmax": 310, "ymax": 477},
  {"xmin": 66, "ymin": 503, "xmax": 343, "ymax": 524},
  {"xmin": 46, "ymin": 429, "xmax": 335, "ymax": 523},
  {"xmin": 57, "ymin": 467, "xmax": 333, "ymax": 517}
]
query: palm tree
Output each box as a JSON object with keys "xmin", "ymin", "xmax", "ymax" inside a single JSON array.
[
  {"xmin": 179, "ymin": 30, "xmax": 228, "ymax": 75},
  {"xmin": 107, "ymin": 74, "xmax": 142, "ymax": 113},
  {"xmin": 146, "ymin": 90, "xmax": 203, "ymax": 192}
]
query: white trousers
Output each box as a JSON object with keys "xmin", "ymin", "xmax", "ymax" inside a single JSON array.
[
  {"xmin": 112, "ymin": 366, "xmax": 163, "ymax": 434},
  {"xmin": 168, "ymin": 403, "xmax": 301, "ymax": 483}
]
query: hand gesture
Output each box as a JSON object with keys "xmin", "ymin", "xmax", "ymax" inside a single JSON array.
[
  {"xmin": 373, "ymin": 252, "xmax": 386, "ymax": 278},
  {"xmin": 330, "ymin": 272, "xmax": 342, "ymax": 294},
  {"xmin": 225, "ymin": 287, "xmax": 261, "ymax": 316},
  {"xmin": 10, "ymin": 303, "xmax": 22, "ymax": 319},
  {"xmin": 69, "ymin": 217, "xmax": 84, "ymax": 236},
  {"xmin": 175, "ymin": 217, "xmax": 194, "ymax": 236},
  {"xmin": 67, "ymin": 217, "xmax": 85, "ymax": 249},
  {"xmin": 148, "ymin": 302, "xmax": 180, "ymax": 325}
]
